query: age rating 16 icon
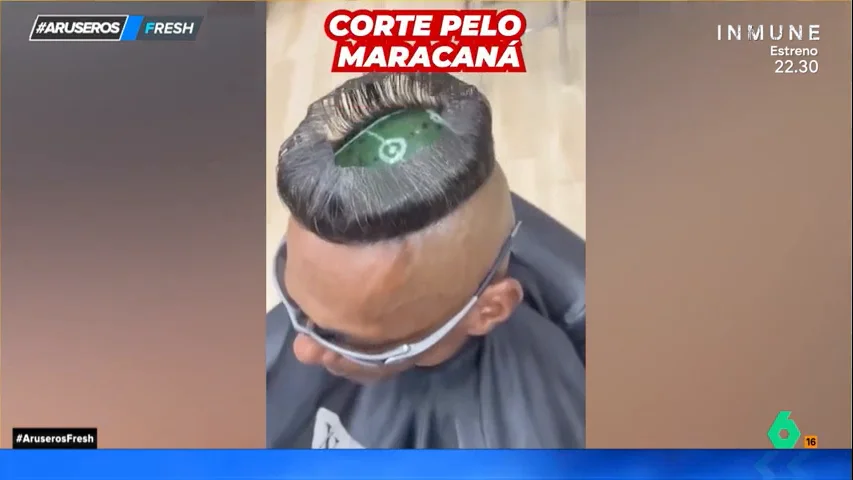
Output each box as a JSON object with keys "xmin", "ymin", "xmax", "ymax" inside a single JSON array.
[{"xmin": 767, "ymin": 411, "xmax": 817, "ymax": 449}]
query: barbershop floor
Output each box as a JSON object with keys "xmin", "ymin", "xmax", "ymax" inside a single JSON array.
[{"xmin": 265, "ymin": 1, "xmax": 586, "ymax": 309}]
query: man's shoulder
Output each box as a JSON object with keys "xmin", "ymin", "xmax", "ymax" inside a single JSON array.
[
  {"xmin": 509, "ymin": 194, "xmax": 586, "ymax": 365},
  {"xmin": 481, "ymin": 305, "xmax": 586, "ymax": 447}
]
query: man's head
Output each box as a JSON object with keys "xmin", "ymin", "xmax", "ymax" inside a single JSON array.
[{"xmin": 276, "ymin": 73, "xmax": 522, "ymax": 383}]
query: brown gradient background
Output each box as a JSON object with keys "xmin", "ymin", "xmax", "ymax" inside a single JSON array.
[
  {"xmin": 585, "ymin": 2, "xmax": 851, "ymax": 448},
  {"xmin": 0, "ymin": 1, "xmax": 850, "ymax": 450},
  {"xmin": 1, "ymin": 2, "xmax": 267, "ymax": 447}
]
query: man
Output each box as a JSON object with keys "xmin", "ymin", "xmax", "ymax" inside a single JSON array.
[{"xmin": 267, "ymin": 72, "xmax": 585, "ymax": 449}]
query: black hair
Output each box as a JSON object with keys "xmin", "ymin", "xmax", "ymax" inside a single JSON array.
[{"xmin": 276, "ymin": 72, "xmax": 495, "ymax": 244}]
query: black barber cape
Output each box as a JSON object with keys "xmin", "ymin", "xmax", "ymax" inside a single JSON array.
[{"xmin": 266, "ymin": 195, "xmax": 586, "ymax": 449}]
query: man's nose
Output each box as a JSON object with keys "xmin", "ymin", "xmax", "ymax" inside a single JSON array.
[
  {"xmin": 292, "ymin": 334, "xmax": 342, "ymax": 367},
  {"xmin": 292, "ymin": 333, "xmax": 325, "ymax": 364}
]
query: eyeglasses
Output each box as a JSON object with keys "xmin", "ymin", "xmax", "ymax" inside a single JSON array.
[{"xmin": 272, "ymin": 222, "xmax": 521, "ymax": 367}]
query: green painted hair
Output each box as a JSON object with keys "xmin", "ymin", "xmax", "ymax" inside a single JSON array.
[{"xmin": 334, "ymin": 109, "xmax": 451, "ymax": 168}]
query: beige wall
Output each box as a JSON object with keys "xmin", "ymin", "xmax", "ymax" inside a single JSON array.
[{"xmin": 266, "ymin": 1, "xmax": 586, "ymax": 309}]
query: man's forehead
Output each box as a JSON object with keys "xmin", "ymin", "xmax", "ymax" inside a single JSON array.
[{"xmin": 284, "ymin": 221, "xmax": 421, "ymax": 320}]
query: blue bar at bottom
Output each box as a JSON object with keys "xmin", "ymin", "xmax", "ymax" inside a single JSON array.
[
  {"xmin": 1, "ymin": 449, "xmax": 850, "ymax": 479},
  {"xmin": 120, "ymin": 15, "xmax": 144, "ymax": 41}
]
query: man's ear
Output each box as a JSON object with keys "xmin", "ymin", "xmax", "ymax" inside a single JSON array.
[{"xmin": 465, "ymin": 277, "xmax": 523, "ymax": 336}]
